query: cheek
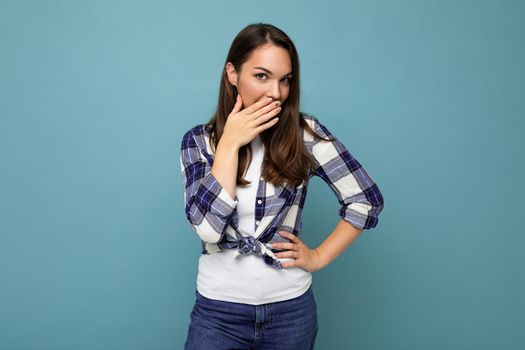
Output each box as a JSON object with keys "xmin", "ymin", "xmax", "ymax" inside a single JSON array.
[
  {"xmin": 281, "ymin": 90, "xmax": 290, "ymax": 103},
  {"xmin": 239, "ymin": 84, "xmax": 266, "ymax": 105},
  {"xmin": 245, "ymin": 82, "xmax": 266, "ymax": 96}
]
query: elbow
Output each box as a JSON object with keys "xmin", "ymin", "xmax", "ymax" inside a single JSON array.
[
  {"xmin": 184, "ymin": 188, "xmax": 237, "ymax": 243},
  {"xmin": 194, "ymin": 224, "xmax": 223, "ymax": 243},
  {"xmin": 186, "ymin": 219, "xmax": 225, "ymax": 244},
  {"xmin": 185, "ymin": 206, "xmax": 230, "ymax": 244},
  {"xmin": 371, "ymin": 185, "xmax": 385, "ymax": 211},
  {"xmin": 340, "ymin": 199, "xmax": 384, "ymax": 230}
]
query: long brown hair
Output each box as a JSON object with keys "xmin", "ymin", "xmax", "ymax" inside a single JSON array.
[{"xmin": 206, "ymin": 23, "xmax": 333, "ymax": 187}]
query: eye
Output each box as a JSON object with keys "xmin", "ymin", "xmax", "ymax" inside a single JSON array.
[
  {"xmin": 255, "ymin": 73, "xmax": 292, "ymax": 85},
  {"xmin": 281, "ymin": 76, "xmax": 292, "ymax": 85}
]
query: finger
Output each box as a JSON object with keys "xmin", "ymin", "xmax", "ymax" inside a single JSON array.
[
  {"xmin": 276, "ymin": 251, "xmax": 297, "ymax": 259},
  {"xmin": 282, "ymin": 261, "xmax": 296, "ymax": 269},
  {"xmin": 273, "ymin": 242, "xmax": 295, "ymax": 251},
  {"xmin": 280, "ymin": 231, "xmax": 299, "ymax": 243},
  {"xmin": 242, "ymin": 97, "xmax": 274, "ymax": 115},
  {"xmin": 251, "ymin": 100, "xmax": 281, "ymax": 119},
  {"xmin": 255, "ymin": 109, "xmax": 281, "ymax": 126},
  {"xmin": 254, "ymin": 105, "xmax": 281, "ymax": 127},
  {"xmin": 254, "ymin": 114, "xmax": 280, "ymax": 133},
  {"xmin": 230, "ymin": 94, "xmax": 243, "ymax": 114}
]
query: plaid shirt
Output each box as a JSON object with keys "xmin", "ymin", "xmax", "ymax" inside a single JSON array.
[{"xmin": 180, "ymin": 113, "xmax": 385, "ymax": 269}]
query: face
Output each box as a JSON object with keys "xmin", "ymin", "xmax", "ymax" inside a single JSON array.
[{"xmin": 226, "ymin": 43, "xmax": 292, "ymax": 108}]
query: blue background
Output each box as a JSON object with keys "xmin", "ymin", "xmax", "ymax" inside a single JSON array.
[{"xmin": 1, "ymin": 0, "xmax": 523, "ymax": 349}]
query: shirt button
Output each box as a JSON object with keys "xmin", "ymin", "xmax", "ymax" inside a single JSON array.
[
  {"xmin": 255, "ymin": 220, "xmax": 260, "ymax": 225},
  {"xmin": 257, "ymin": 199, "xmax": 262, "ymax": 204}
]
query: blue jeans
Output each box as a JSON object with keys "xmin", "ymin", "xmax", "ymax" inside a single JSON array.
[{"xmin": 184, "ymin": 285, "xmax": 319, "ymax": 349}]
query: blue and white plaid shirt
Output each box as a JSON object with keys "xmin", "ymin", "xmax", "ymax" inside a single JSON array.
[{"xmin": 180, "ymin": 113, "xmax": 385, "ymax": 270}]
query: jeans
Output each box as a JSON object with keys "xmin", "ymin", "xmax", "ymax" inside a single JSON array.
[{"xmin": 184, "ymin": 285, "xmax": 319, "ymax": 349}]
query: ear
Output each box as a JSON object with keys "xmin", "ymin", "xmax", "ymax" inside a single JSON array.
[{"xmin": 225, "ymin": 62, "xmax": 238, "ymax": 87}]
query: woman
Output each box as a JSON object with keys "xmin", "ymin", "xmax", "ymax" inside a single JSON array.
[{"xmin": 180, "ymin": 23, "xmax": 385, "ymax": 349}]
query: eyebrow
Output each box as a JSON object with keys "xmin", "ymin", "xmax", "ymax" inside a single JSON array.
[{"xmin": 253, "ymin": 66, "xmax": 292, "ymax": 77}]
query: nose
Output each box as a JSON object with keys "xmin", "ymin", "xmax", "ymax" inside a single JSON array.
[{"xmin": 265, "ymin": 82, "xmax": 281, "ymax": 102}]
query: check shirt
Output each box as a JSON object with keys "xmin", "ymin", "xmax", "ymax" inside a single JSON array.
[{"xmin": 180, "ymin": 113, "xmax": 385, "ymax": 269}]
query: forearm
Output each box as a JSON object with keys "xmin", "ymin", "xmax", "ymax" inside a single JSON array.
[
  {"xmin": 211, "ymin": 137, "xmax": 240, "ymax": 200},
  {"xmin": 314, "ymin": 219, "xmax": 364, "ymax": 270}
]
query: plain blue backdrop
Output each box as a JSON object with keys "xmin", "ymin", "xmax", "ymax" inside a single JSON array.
[{"xmin": 1, "ymin": 0, "xmax": 523, "ymax": 349}]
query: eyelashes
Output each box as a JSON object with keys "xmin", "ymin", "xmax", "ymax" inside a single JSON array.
[{"xmin": 255, "ymin": 73, "xmax": 292, "ymax": 85}]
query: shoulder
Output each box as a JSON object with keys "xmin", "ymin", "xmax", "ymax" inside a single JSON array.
[
  {"xmin": 300, "ymin": 111, "xmax": 336, "ymax": 141},
  {"xmin": 181, "ymin": 123, "xmax": 208, "ymax": 144},
  {"xmin": 180, "ymin": 123, "xmax": 215, "ymax": 158},
  {"xmin": 181, "ymin": 123, "xmax": 214, "ymax": 151}
]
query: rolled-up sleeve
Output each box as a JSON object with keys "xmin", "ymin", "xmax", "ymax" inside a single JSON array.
[
  {"xmin": 180, "ymin": 128, "xmax": 238, "ymax": 243},
  {"xmin": 309, "ymin": 116, "xmax": 385, "ymax": 230}
]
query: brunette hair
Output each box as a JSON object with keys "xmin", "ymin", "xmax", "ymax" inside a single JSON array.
[{"xmin": 205, "ymin": 23, "xmax": 334, "ymax": 187}]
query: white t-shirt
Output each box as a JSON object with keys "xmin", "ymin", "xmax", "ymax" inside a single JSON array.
[{"xmin": 196, "ymin": 133, "xmax": 312, "ymax": 305}]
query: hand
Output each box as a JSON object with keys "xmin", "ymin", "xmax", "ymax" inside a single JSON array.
[
  {"xmin": 222, "ymin": 94, "xmax": 282, "ymax": 148},
  {"xmin": 271, "ymin": 231, "xmax": 321, "ymax": 272}
]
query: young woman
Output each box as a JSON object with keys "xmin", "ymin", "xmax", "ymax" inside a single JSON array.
[{"xmin": 180, "ymin": 23, "xmax": 385, "ymax": 349}]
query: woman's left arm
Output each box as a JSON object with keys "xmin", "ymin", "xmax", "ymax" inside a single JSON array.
[
  {"xmin": 272, "ymin": 114, "xmax": 384, "ymax": 271},
  {"xmin": 273, "ymin": 219, "xmax": 362, "ymax": 271}
]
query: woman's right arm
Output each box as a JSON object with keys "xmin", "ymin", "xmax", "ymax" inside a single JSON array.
[
  {"xmin": 180, "ymin": 95, "xmax": 281, "ymax": 244},
  {"xmin": 210, "ymin": 135, "xmax": 240, "ymax": 203},
  {"xmin": 180, "ymin": 130, "xmax": 240, "ymax": 244}
]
